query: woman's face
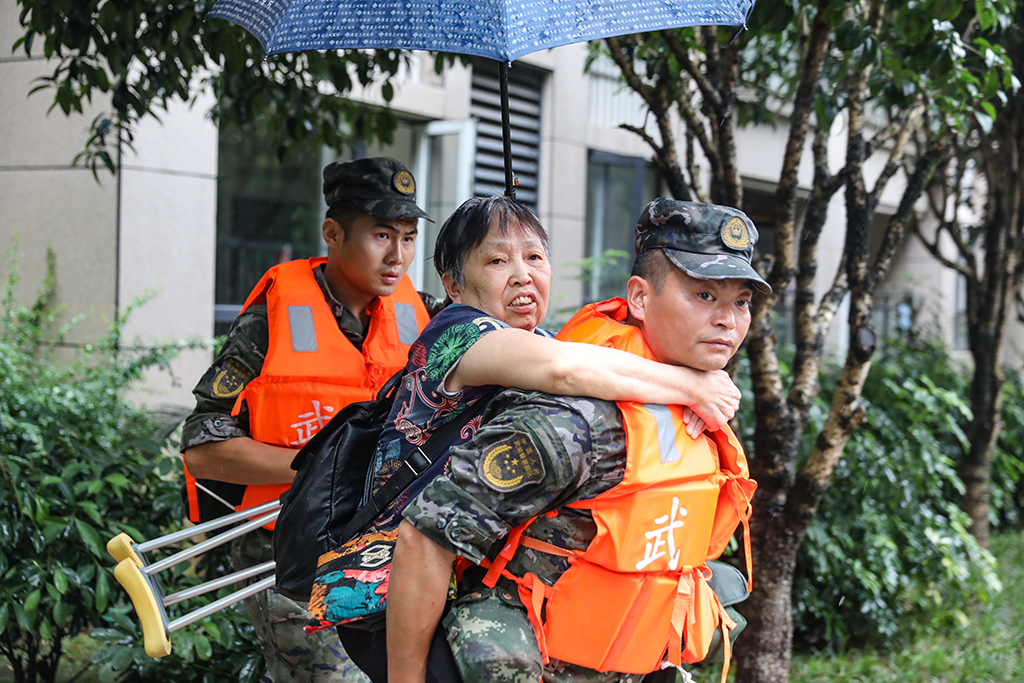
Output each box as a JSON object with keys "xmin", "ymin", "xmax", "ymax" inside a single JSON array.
[{"xmin": 444, "ymin": 216, "xmax": 551, "ymax": 331}]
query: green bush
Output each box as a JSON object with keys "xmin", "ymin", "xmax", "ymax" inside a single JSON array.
[
  {"xmin": 992, "ymin": 372, "xmax": 1024, "ymax": 530},
  {"xmin": 735, "ymin": 335, "xmax": 1004, "ymax": 651},
  {"xmin": 792, "ymin": 336, "xmax": 999, "ymax": 650},
  {"xmin": 0, "ymin": 246, "xmax": 261, "ymax": 683}
]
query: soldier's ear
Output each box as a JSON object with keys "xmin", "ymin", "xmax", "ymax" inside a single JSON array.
[
  {"xmin": 322, "ymin": 218, "xmax": 342, "ymax": 250},
  {"xmin": 625, "ymin": 275, "xmax": 650, "ymax": 323}
]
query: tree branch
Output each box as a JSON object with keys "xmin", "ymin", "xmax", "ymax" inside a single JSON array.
[
  {"xmin": 674, "ymin": 78, "xmax": 720, "ymax": 173},
  {"xmin": 770, "ymin": 0, "xmax": 833, "ymax": 294},
  {"xmin": 790, "ymin": 125, "xmax": 847, "ymax": 417},
  {"xmin": 660, "ymin": 29, "xmax": 723, "ymax": 112},
  {"xmin": 686, "ymin": 126, "xmax": 708, "ymax": 204},
  {"xmin": 868, "ymin": 146, "xmax": 946, "ymax": 291},
  {"xmin": 605, "ymin": 37, "xmax": 658, "ymax": 110},
  {"xmin": 868, "ymin": 105, "xmax": 923, "ymax": 203}
]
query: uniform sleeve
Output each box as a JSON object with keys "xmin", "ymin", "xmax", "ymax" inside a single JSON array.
[
  {"xmin": 180, "ymin": 305, "xmax": 269, "ymax": 450},
  {"xmin": 401, "ymin": 394, "xmax": 597, "ymax": 563}
]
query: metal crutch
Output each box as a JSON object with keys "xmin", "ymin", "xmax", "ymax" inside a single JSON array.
[{"xmin": 107, "ymin": 500, "xmax": 282, "ymax": 657}]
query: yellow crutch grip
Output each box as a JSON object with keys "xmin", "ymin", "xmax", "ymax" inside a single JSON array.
[
  {"xmin": 113, "ymin": 559, "xmax": 172, "ymax": 658},
  {"xmin": 107, "ymin": 532, "xmax": 146, "ymax": 567}
]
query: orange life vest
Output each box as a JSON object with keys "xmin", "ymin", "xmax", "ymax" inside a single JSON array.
[
  {"xmin": 480, "ymin": 299, "xmax": 755, "ymax": 679},
  {"xmin": 184, "ymin": 257, "xmax": 429, "ymax": 528}
]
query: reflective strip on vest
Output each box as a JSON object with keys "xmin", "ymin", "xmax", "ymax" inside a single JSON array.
[
  {"xmin": 394, "ymin": 302, "xmax": 419, "ymax": 345},
  {"xmin": 288, "ymin": 305, "xmax": 318, "ymax": 352},
  {"xmin": 643, "ymin": 403, "xmax": 682, "ymax": 464}
]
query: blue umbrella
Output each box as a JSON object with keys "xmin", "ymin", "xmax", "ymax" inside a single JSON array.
[{"xmin": 210, "ymin": 0, "xmax": 755, "ymax": 196}]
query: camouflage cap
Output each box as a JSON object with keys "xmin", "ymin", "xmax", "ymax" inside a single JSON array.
[
  {"xmin": 323, "ymin": 157, "xmax": 433, "ymax": 223},
  {"xmin": 635, "ymin": 198, "xmax": 771, "ymax": 293}
]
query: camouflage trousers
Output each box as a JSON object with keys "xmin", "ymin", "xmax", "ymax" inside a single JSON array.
[
  {"xmin": 232, "ymin": 531, "xmax": 370, "ymax": 683},
  {"xmin": 443, "ymin": 584, "xmax": 647, "ymax": 683}
]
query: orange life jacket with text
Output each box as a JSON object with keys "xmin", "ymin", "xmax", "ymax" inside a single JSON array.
[
  {"xmin": 479, "ymin": 299, "xmax": 756, "ymax": 679},
  {"xmin": 184, "ymin": 257, "xmax": 429, "ymax": 528}
]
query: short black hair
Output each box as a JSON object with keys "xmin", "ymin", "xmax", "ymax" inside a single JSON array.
[
  {"xmin": 630, "ymin": 248, "xmax": 675, "ymax": 291},
  {"xmin": 433, "ymin": 195, "xmax": 548, "ymax": 286},
  {"xmin": 325, "ymin": 201, "xmax": 367, "ymax": 238}
]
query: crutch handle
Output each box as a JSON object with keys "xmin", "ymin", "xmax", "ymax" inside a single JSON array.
[
  {"xmin": 108, "ymin": 532, "xmax": 146, "ymax": 567},
  {"xmin": 114, "ymin": 559, "xmax": 172, "ymax": 658}
]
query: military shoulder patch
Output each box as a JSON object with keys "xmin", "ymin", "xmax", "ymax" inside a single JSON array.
[
  {"xmin": 478, "ymin": 433, "xmax": 546, "ymax": 492},
  {"xmin": 212, "ymin": 357, "xmax": 253, "ymax": 398}
]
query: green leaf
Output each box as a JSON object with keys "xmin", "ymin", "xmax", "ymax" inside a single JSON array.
[
  {"xmin": 13, "ymin": 603, "xmax": 32, "ymax": 631},
  {"xmin": 104, "ymin": 473, "xmax": 130, "ymax": 489},
  {"xmin": 24, "ymin": 588, "xmax": 41, "ymax": 616},
  {"xmin": 38, "ymin": 617, "xmax": 53, "ymax": 642},
  {"xmin": 195, "ymin": 632, "xmax": 213, "ymax": 660},
  {"xmin": 73, "ymin": 518, "xmax": 104, "ymax": 557},
  {"xmin": 53, "ymin": 599, "xmax": 73, "ymax": 627},
  {"xmin": 95, "ymin": 566, "xmax": 110, "ymax": 613},
  {"xmin": 54, "ymin": 568, "xmax": 68, "ymax": 594},
  {"xmin": 975, "ymin": 0, "xmax": 996, "ymax": 30}
]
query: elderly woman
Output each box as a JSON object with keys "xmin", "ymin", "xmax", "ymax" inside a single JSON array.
[{"xmin": 312, "ymin": 195, "xmax": 740, "ymax": 682}]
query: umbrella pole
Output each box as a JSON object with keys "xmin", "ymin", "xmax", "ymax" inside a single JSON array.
[{"xmin": 499, "ymin": 61, "xmax": 516, "ymax": 199}]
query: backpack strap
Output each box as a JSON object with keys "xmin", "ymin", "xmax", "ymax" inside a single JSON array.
[{"xmin": 339, "ymin": 386, "xmax": 500, "ymax": 543}]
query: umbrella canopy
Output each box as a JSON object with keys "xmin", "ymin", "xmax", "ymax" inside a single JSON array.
[
  {"xmin": 209, "ymin": 0, "xmax": 754, "ymax": 61},
  {"xmin": 209, "ymin": 0, "xmax": 755, "ymax": 196}
]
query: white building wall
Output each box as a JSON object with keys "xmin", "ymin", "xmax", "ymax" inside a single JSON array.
[
  {"xmin": 118, "ymin": 97, "xmax": 219, "ymax": 410},
  {"xmin": 0, "ymin": 0, "xmax": 117, "ymax": 346},
  {"xmin": 0, "ymin": 1, "xmax": 217, "ymax": 411}
]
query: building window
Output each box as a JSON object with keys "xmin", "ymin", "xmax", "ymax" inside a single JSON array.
[
  {"xmin": 583, "ymin": 151, "xmax": 660, "ymax": 303},
  {"xmin": 470, "ymin": 61, "xmax": 544, "ymax": 209},
  {"xmin": 215, "ymin": 122, "xmax": 325, "ymax": 335}
]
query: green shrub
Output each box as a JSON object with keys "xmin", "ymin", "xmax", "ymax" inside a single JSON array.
[
  {"xmin": 735, "ymin": 335, "xmax": 1003, "ymax": 651},
  {"xmin": 992, "ymin": 372, "xmax": 1024, "ymax": 530},
  {"xmin": 0, "ymin": 246, "xmax": 261, "ymax": 683},
  {"xmin": 793, "ymin": 336, "xmax": 999, "ymax": 650}
]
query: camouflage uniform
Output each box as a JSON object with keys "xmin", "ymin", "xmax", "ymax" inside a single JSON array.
[
  {"xmin": 181, "ymin": 157, "xmax": 440, "ymax": 683},
  {"xmin": 403, "ymin": 388, "xmax": 655, "ymax": 683}
]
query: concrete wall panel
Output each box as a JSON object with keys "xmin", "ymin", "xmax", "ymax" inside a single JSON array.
[{"xmin": 0, "ymin": 169, "xmax": 118, "ymax": 342}]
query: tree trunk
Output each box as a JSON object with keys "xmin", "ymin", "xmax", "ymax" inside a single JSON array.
[
  {"xmin": 961, "ymin": 78, "xmax": 1021, "ymax": 545},
  {"xmin": 734, "ymin": 509, "xmax": 803, "ymax": 683},
  {"xmin": 962, "ymin": 322, "xmax": 1006, "ymax": 547}
]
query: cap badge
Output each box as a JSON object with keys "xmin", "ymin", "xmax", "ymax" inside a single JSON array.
[
  {"xmin": 721, "ymin": 217, "xmax": 751, "ymax": 250},
  {"xmin": 392, "ymin": 170, "xmax": 415, "ymax": 195}
]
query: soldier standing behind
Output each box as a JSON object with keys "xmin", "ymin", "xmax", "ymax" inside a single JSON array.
[{"xmin": 181, "ymin": 157, "xmax": 437, "ymax": 682}]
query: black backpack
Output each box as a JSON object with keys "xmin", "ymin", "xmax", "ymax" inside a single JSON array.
[
  {"xmin": 273, "ymin": 369, "xmax": 497, "ymax": 601},
  {"xmin": 273, "ymin": 369, "xmax": 406, "ymax": 601}
]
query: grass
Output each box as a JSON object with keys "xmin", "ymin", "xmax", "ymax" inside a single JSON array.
[{"xmin": 790, "ymin": 530, "xmax": 1024, "ymax": 683}]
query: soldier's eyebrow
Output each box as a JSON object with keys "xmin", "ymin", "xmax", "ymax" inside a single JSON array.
[{"xmin": 374, "ymin": 223, "xmax": 418, "ymax": 236}]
